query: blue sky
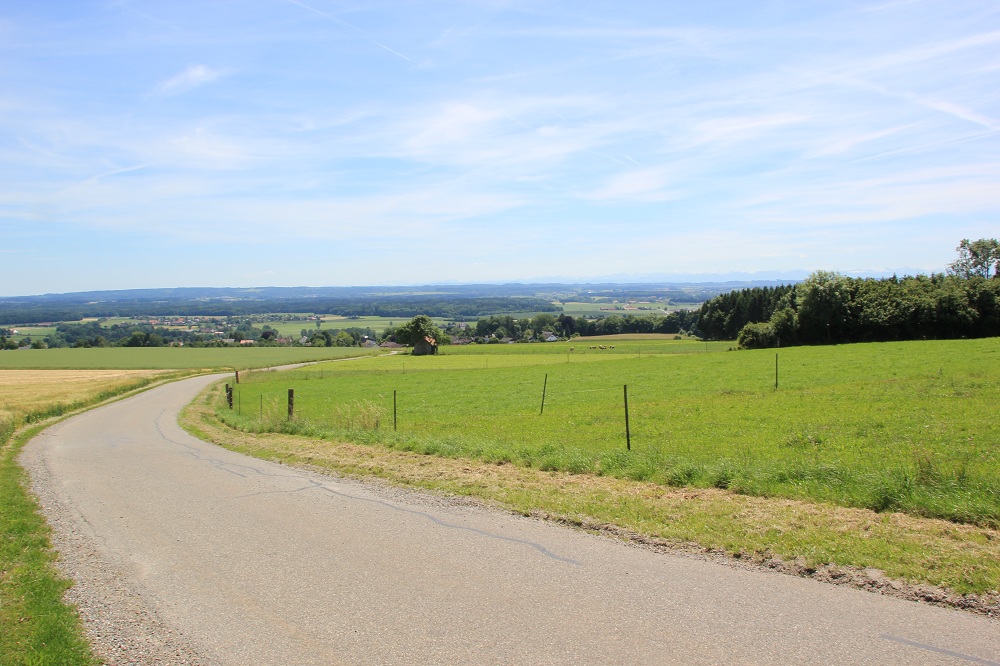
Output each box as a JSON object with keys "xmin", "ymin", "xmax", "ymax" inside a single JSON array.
[{"xmin": 2, "ymin": 0, "xmax": 999, "ymax": 296}]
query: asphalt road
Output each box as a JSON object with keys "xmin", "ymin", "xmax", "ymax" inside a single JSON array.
[{"xmin": 23, "ymin": 374, "xmax": 1000, "ymax": 665}]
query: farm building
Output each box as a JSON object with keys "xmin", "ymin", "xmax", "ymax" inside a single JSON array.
[{"xmin": 412, "ymin": 336, "xmax": 438, "ymax": 356}]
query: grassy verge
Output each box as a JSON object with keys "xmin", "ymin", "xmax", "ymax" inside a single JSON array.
[
  {"xmin": 184, "ymin": 380, "xmax": 1000, "ymax": 608},
  {"xmin": 0, "ymin": 419, "xmax": 98, "ymax": 665},
  {"xmin": 0, "ymin": 371, "xmax": 194, "ymax": 665}
]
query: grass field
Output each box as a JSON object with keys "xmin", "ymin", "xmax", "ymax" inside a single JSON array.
[
  {"xmin": 4, "ymin": 325, "xmax": 57, "ymax": 338},
  {"xmin": 0, "ymin": 346, "xmax": 379, "ymax": 370},
  {"xmin": 220, "ymin": 338, "xmax": 1000, "ymax": 532},
  {"xmin": 559, "ymin": 301, "xmax": 671, "ymax": 317}
]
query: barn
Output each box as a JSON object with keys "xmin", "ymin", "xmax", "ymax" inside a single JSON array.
[{"xmin": 412, "ymin": 335, "xmax": 438, "ymax": 356}]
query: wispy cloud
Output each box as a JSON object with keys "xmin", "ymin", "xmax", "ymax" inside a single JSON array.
[
  {"xmin": 156, "ymin": 65, "xmax": 226, "ymax": 96},
  {"xmin": 585, "ymin": 168, "xmax": 678, "ymax": 202}
]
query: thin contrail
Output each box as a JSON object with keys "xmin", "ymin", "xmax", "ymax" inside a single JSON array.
[{"xmin": 283, "ymin": 0, "xmax": 411, "ymax": 62}]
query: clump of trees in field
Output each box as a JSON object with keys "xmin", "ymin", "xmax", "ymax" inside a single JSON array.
[{"xmin": 698, "ymin": 238, "xmax": 1000, "ymax": 349}]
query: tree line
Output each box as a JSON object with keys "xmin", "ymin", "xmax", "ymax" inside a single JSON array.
[
  {"xmin": 696, "ymin": 241, "xmax": 1000, "ymax": 349},
  {"xmin": 0, "ymin": 319, "xmax": 380, "ymax": 350},
  {"xmin": 0, "ymin": 296, "xmax": 559, "ymax": 325},
  {"xmin": 464, "ymin": 310, "xmax": 700, "ymax": 342}
]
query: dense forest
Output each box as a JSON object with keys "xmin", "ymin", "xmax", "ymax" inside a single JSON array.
[{"xmin": 698, "ymin": 272, "xmax": 1000, "ymax": 348}]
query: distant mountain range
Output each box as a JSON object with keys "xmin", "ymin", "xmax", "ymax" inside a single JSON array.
[{"xmin": 1, "ymin": 281, "xmax": 791, "ymax": 304}]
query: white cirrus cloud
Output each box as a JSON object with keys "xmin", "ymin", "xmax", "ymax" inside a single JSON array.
[{"xmin": 156, "ymin": 65, "xmax": 226, "ymax": 96}]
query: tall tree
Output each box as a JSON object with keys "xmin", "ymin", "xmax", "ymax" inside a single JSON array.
[
  {"xmin": 948, "ymin": 238, "xmax": 1000, "ymax": 279},
  {"xmin": 395, "ymin": 315, "xmax": 442, "ymax": 346}
]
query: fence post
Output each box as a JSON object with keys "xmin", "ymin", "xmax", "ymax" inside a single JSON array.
[
  {"xmin": 393, "ymin": 390, "xmax": 397, "ymax": 431},
  {"xmin": 775, "ymin": 353, "xmax": 779, "ymax": 390},
  {"xmin": 235, "ymin": 369, "xmax": 240, "ymax": 384},
  {"xmin": 624, "ymin": 384, "xmax": 631, "ymax": 451},
  {"xmin": 540, "ymin": 374, "xmax": 548, "ymax": 415},
  {"xmin": 225, "ymin": 384, "xmax": 233, "ymax": 409},
  {"xmin": 288, "ymin": 388, "xmax": 295, "ymax": 419}
]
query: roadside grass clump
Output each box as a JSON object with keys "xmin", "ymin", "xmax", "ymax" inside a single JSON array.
[{"xmin": 216, "ymin": 338, "xmax": 1000, "ymax": 529}]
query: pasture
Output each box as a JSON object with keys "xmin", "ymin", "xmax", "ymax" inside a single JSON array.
[
  {"xmin": 220, "ymin": 338, "xmax": 1000, "ymax": 531},
  {"xmin": 4, "ymin": 325, "xmax": 57, "ymax": 338}
]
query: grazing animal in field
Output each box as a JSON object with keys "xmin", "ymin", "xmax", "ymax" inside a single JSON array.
[
  {"xmin": 589, "ymin": 346, "xmax": 597, "ymax": 349},
  {"xmin": 599, "ymin": 345, "xmax": 607, "ymax": 350},
  {"xmin": 610, "ymin": 345, "xmax": 615, "ymax": 349},
  {"xmin": 569, "ymin": 347, "xmax": 574, "ymax": 352}
]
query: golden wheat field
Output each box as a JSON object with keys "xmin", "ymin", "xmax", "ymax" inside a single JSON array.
[{"xmin": 0, "ymin": 370, "xmax": 171, "ymax": 422}]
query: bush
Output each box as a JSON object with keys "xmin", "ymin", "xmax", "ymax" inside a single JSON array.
[{"xmin": 737, "ymin": 322, "xmax": 776, "ymax": 349}]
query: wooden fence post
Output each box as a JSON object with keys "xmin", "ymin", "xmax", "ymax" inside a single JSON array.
[
  {"xmin": 624, "ymin": 384, "xmax": 631, "ymax": 451},
  {"xmin": 288, "ymin": 388, "xmax": 295, "ymax": 419},
  {"xmin": 540, "ymin": 374, "xmax": 548, "ymax": 415}
]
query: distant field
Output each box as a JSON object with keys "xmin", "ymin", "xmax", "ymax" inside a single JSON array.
[
  {"xmin": 0, "ymin": 346, "xmax": 378, "ymax": 370},
  {"xmin": 558, "ymin": 301, "xmax": 676, "ymax": 317},
  {"xmin": 4, "ymin": 325, "xmax": 56, "ymax": 338},
  {"xmin": 220, "ymin": 338, "xmax": 1000, "ymax": 534}
]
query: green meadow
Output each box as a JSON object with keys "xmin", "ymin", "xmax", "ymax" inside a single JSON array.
[
  {"xmin": 220, "ymin": 338, "xmax": 1000, "ymax": 529},
  {"xmin": 4, "ymin": 325, "xmax": 57, "ymax": 338}
]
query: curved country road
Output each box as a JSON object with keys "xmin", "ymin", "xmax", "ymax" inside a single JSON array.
[{"xmin": 22, "ymin": 374, "xmax": 1000, "ymax": 665}]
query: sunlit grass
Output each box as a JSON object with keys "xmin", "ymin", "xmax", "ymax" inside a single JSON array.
[{"xmin": 222, "ymin": 339, "xmax": 1000, "ymax": 528}]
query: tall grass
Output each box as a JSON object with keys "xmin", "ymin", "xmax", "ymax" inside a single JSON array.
[{"xmin": 218, "ymin": 339, "xmax": 1000, "ymax": 528}]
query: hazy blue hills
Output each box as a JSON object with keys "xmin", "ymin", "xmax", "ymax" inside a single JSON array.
[{"xmin": 0, "ymin": 281, "xmax": 798, "ymax": 324}]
